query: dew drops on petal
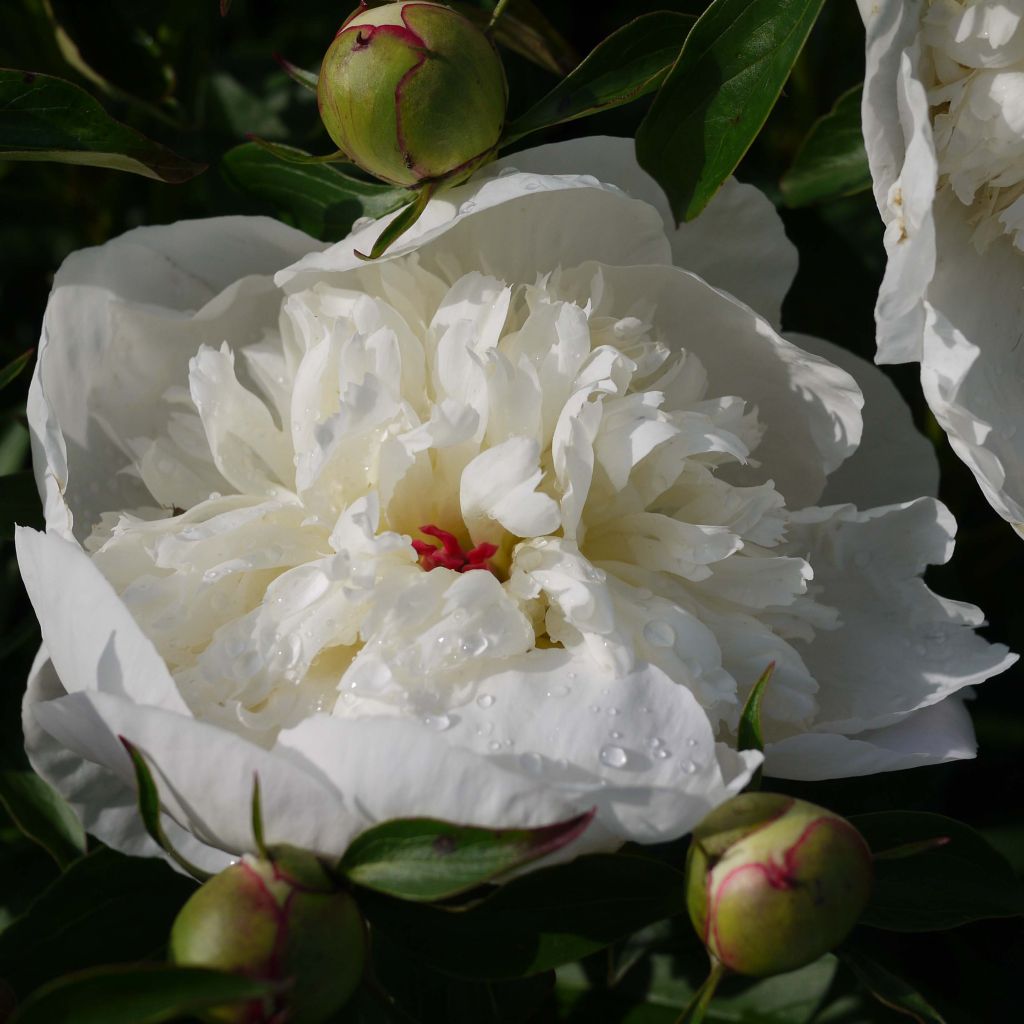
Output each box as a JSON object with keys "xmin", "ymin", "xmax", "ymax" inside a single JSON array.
[
  {"xmin": 422, "ymin": 713, "xmax": 452, "ymax": 732},
  {"xmin": 599, "ymin": 745, "xmax": 628, "ymax": 769},
  {"xmin": 476, "ymin": 693, "xmax": 495, "ymax": 708}
]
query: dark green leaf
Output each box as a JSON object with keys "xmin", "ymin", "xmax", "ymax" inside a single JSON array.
[
  {"xmin": 0, "ymin": 771, "xmax": 85, "ymax": 869},
  {"xmin": 781, "ymin": 84, "xmax": 871, "ymax": 207},
  {"xmin": 840, "ymin": 949, "xmax": 947, "ymax": 1024},
  {"xmin": 457, "ymin": 2, "xmax": 579, "ymax": 77},
  {"xmin": 0, "ymin": 848, "xmax": 196, "ymax": 996},
  {"xmin": 503, "ymin": 12, "xmax": 694, "ymax": 145},
  {"xmin": 120, "ymin": 738, "xmax": 212, "ymax": 881},
  {"xmin": 0, "ymin": 351, "xmax": 32, "ymax": 391},
  {"xmin": 339, "ymin": 809, "xmax": 594, "ymax": 902},
  {"xmin": 361, "ymin": 853, "xmax": 687, "ymax": 980},
  {"xmin": 636, "ymin": 0, "xmax": 827, "ymax": 223},
  {"xmin": 273, "ymin": 54, "xmax": 319, "ymax": 93},
  {"xmin": 222, "ymin": 142, "xmax": 408, "ymax": 241},
  {"xmin": 0, "ymin": 471, "xmax": 42, "ymax": 540},
  {"xmin": 247, "ymin": 137, "xmax": 350, "ymax": 165},
  {"xmin": 736, "ymin": 661, "xmax": 774, "ymax": 791},
  {"xmin": 851, "ymin": 811, "xmax": 1024, "ymax": 931},
  {"xmin": 0, "ymin": 69, "xmax": 204, "ymax": 182},
  {"xmin": 356, "ymin": 184, "xmax": 434, "ymax": 261},
  {"xmin": 558, "ymin": 951, "xmax": 837, "ymax": 1023},
  {"xmin": 9, "ymin": 964, "xmax": 278, "ymax": 1024}
]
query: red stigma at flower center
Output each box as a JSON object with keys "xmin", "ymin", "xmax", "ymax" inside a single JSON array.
[{"xmin": 413, "ymin": 525, "xmax": 498, "ymax": 573}]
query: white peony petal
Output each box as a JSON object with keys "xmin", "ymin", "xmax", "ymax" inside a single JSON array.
[
  {"xmin": 23, "ymin": 651, "xmax": 231, "ymax": 874},
  {"xmin": 493, "ymin": 136, "xmax": 798, "ymax": 326},
  {"xmin": 461, "ymin": 436, "xmax": 561, "ymax": 542},
  {"xmin": 563, "ymin": 263, "xmax": 863, "ymax": 507},
  {"xmin": 16, "ymin": 527, "xmax": 189, "ymax": 714},
  {"xmin": 31, "ymin": 685, "xmax": 360, "ymax": 859},
  {"xmin": 782, "ymin": 500, "xmax": 1016, "ymax": 734},
  {"xmin": 792, "ymin": 333, "xmax": 940, "ymax": 505},
  {"xmin": 29, "ymin": 218, "xmax": 323, "ymax": 539},
  {"xmin": 443, "ymin": 649, "xmax": 760, "ymax": 843},
  {"xmin": 277, "ymin": 714, "xmax": 581, "ymax": 833},
  {"xmin": 766, "ymin": 695, "xmax": 977, "ymax": 780},
  {"xmin": 275, "ymin": 169, "xmax": 672, "ymax": 292}
]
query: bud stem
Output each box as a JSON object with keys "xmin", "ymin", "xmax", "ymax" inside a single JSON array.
[{"xmin": 676, "ymin": 960, "xmax": 727, "ymax": 1024}]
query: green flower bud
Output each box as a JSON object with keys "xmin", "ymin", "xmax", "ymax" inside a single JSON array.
[
  {"xmin": 170, "ymin": 846, "xmax": 365, "ymax": 1024},
  {"xmin": 318, "ymin": 1, "xmax": 507, "ymax": 187},
  {"xmin": 685, "ymin": 793, "xmax": 872, "ymax": 977}
]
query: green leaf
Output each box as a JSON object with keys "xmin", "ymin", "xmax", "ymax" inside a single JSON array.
[
  {"xmin": 0, "ymin": 351, "xmax": 32, "ymax": 391},
  {"xmin": 851, "ymin": 811, "xmax": 1024, "ymax": 931},
  {"xmin": 0, "ymin": 69, "xmax": 204, "ymax": 182},
  {"xmin": 780, "ymin": 84, "xmax": 871, "ymax": 207},
  {"xmin": 636, "ymin": 0, "xmax": 827, "ymax": 223},
  {"xmin": 558, "ymin": 951, "xmax": 837, "ymax": 1023},
  {"xmin": 736, "ymin": 661, "xmax": 774, "ymax": 791},
  {"xmin": 456, "ymin": 2, "xmax": 579, "ymax": 77},
  {"xmin": 840, "ymin": 949, "xmax": 947, "ymax": 1024},
  {"xmin": 247, "ymin": 137, "xmax": 349, "ymax": 166},
  {"xmin": 357, "ymin": 183, "xmax": 440, "ymax": 260},
  {"xmin": 222, "ymin": 142, "xmax": 408, "ymax": 241},
  {"xmin": 503, "ymin": 12, "xmax": 694, "ymax": 145},
  {"xmin": 0, "ymin": 848, "xmax": 196, "ymax": 996},
  {"xmin": 9, "ymin": 964, "xmax": 279, "ymax": 1024},
  {"xmin": 0, "ymin": 471, "xmax": 42, "ymax": 540},
  {"xmin": 273, "ymin": 54, "xmax": 319, "ymax": 93},
  {"xmin": 119, "ymin": 738, "xmax": 212, "ymax": 881},
  {"xmin": 339, "ymin": 809, "xmax": 595, "ymax": 902},
  {"xmin": 361, "ymin": 852, "xmax": 687, "ymax": 980},
  {"xmin": 0, "ymin": 771, "xmax": 85, "ymax": 869}
]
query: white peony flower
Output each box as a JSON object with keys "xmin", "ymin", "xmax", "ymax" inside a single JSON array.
[
  {"xmin": 18, "ymin": 137, "xmax": 1013, "ymax": 874},
  {"xmin": 860, "ymin": 0, "xmax": 1024, "ymax": 534}
]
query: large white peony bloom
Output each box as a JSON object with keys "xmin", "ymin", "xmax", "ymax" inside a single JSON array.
[
  {"xmin": 860, "ymin": 0, "xmax": 1024, "ymax": 534},
  {"xmin": 18, "ymin": 137, "xmax": 1012, "ymax": 874}
]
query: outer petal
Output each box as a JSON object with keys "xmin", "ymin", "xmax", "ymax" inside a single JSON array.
[
  {"xmin": 30, "ymin": 217, "xmax": 322, "ymax": 539},
  {"xmin": 439, "ymin": 649, "xmax": 759, "ymax": 844},
  {"xmin": 494, "ymin": 136, "xmax": 797, "ymax": 327},
  {"xmin": 921, "ymin": 196, "xmax": 1024, "ymax": 531},
  {"xmin": 790, "ymin": 333, "xmax": 940, "ymax": 505},
  {"xmin": 16, "ymin": 527, "xmax": 188, "ymax": 714},
  {"xmin": 861, "ymin": 0, "xmax": 937, "ymax": 365},
  {"xmin": 23, "ymin": 651, "xmax": 231, "ymax": 875},
  {"xmin": 282, "ymin": 649, "xmax": 758, "ymax": 848},
  {"xmin": 29, "ymin": 683, "xmax": 360, "ymax": 859},
  {"xmin": 783, "ymin": 501, "xmax": 1015, "ymax": 734},
  {"xmin": 276, "ymin": 166, "xmax": 671, "ymax": 292},
  {"xmin": 766, "ymin": 696, "xmax": 976, "ymax": 780}
]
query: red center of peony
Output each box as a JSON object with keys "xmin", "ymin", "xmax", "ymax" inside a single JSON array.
[{"xmin": 412, "ymin": 525, "xmax": 498, "ymax": 573}]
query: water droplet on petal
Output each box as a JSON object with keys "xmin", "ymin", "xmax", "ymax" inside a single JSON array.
[
  {"xmin": 546, "ymin": 684, "xmax": 571, "ymax": 698},
  {"xmin": 643, "ymin": 620, "xmax": 676, "ymax": 648},
  {"xmin": 686, "ymin": 737, "xmax": 698, "ymax": 748},
  {"xmin": 599, "ymin": 745, "xmax": 629, "ymax": 769},
  {"xmin": 607, "ymin": 707, "xmax": 620, "ymax": 717},
  {"xmin": 654, "ymin": 748, "xmax": 672, "ymax": 760},
  {"xmin": 487, "ymin": 740, "xmax": 501, "ymax": 752},
  {"xmin": 519, "ymin": 752, "xmax": 543, "ymax": 774},
  {"xmin": 476, "ymin": 693, "xmax": 495, "ymax": 708},
  {"xmin": 609, "ymin": 730, "xmax": 622, "ymax": 740},
  {"xmin": 422, "ymin": 713, "xmax": 452, "ymax": 732}
]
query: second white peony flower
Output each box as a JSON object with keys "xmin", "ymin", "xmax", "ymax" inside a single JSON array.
[{"xmin": 18, "ymin": 138, "xmax": 1013, "ymax": 874}]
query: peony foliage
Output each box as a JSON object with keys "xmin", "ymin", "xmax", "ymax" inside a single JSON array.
[{"xmin": 0, "ymin": 2, "xmax": 1020, "ymax": 1023}]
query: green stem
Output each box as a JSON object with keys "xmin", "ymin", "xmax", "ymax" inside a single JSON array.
[
  {"xmin": 489, "ymin": 0, "xmax": 514, "ymax": 30},
  {"xmin": 676, "ymin": 960, "xmax": 727, "ymax": 1024}
]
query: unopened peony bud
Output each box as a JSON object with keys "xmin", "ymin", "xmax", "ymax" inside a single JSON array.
[
  {"xmin": 318, "ymin": 1, "xmax": 507, "ymax": 187},
  {"xmin": 170, "ymin": 846, "xmax": 365, "ymax": 1024},
  {"xmin": 685, "ymin": 793, "xmax": 872, "ymax": 977}
]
